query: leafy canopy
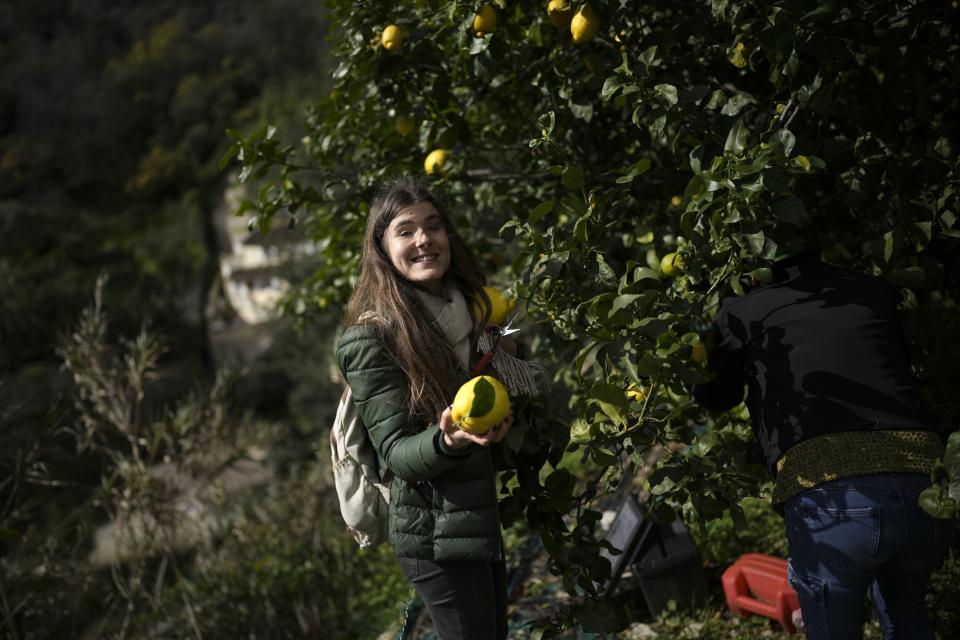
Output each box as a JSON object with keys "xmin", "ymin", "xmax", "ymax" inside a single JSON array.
[{"xmin": 226, "ymin": 0, "xmax": 959, "ymax": 625}]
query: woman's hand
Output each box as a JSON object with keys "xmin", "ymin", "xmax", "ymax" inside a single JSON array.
[{"xmin": 440, "ymin": 406, "xmax": 513, "ymax": 450}]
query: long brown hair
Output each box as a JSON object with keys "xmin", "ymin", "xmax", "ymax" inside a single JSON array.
[{"xmin": 343, "ymin": 178, "xmax": 491, "ymax": 420}]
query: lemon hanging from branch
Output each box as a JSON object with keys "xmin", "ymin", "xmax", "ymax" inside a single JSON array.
[
  {"xmin": 381, "ymin": 25, "xmax": 405, "ymax": 51},
  {"xmin": 570, "ymin": 4, "xmax": 599, "ymax": 44},
  {"xmin": 660, "ymin": 252, "xmax": 684, "ymax": 276},
  {"xmin": 547, "ymin": 0, "xmax": 573, "ymax": 29},
  {"xmin": 395, "ymin": 116, "xmax": 415, "ymax": 136},
  {"xmin": 473, "ymin": 5, "xmax": 497, "ymax": 37},
  {"xmin": 451, "ymin": 376, "xmax": 511, "ymax": 435},
  {"xmin": 475, "ymin": 286, "xmax": 516, "ymax": 326},
  {"xmin": 424, "ymin": 148, "xmax": 448, "ymax": 175}
]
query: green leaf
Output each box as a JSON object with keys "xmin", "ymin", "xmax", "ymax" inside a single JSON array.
[
  {"xmin": 469, "ymin": 35, "xmax": 491, "ymax": 55},
  {"xmin": 693, "ymin": 430, "xmax": 721, "ymax": 455},
  {"xmin": 650, "ymin": 474, "xmax": 676, "ymax": 496},
  {"xmin": 774, "ymin": 196, "xmax": 808, "ymax": 225},
  {"xmin": 595, "ymin": 253, "xmax": 616, "ymax": 286},
  {"xmin": 761, "ymin": 169, "xmax": 786, "ymax": 192},
  {"xmin": 654, "ymin": 83, "xmax": 678, "ymax": 106},
  {"xmin": 886, "ymin": 267, "xmax": 926, "ymax": 289},
  {"xmin": 468, "ymin": 377, "xmax": 496, "ymax": 417},
  {"xmin": 883, "ymin": 230, "xmax": 896, "ymax": 264},
  {"xmin": 724, "ymin": 120, "xmax": 748, "ymax": 154},
  {"xmin": 934, "ymin": 136, "xmax": 952, "ymax": 158},
  {"xmin": 616, "ymin": 158, "xmax": 652, "ymax": 184},
  {"xmin": 689, "ymin": 146, "xmax": 703, "ymax": 174},
  {"xmin": 632, "ymin": 357, "xmax": 659, "ymax": 376},
  {"xmin": 569, "ymin": 101, "xmax": 594, "ymax": 122},
  {"xmin": 773, "ymin": 128, "xmax": 796, "ymax": 157},
  {"xmin": 577, "ymin": 341, "xmax": 603, "ymax": 377},
  {"xmin": 730, "ymin": 505, "xmax": 748, "ymax": 530},
  {"xmin": 633, "ymin": 267, "xmax": 660, "ymax": 282},
  {"xmin": 591, "ymin": 382, "xmax": 629, "ymax": 426},
  {"xmin": 537, "ymin": 111, "xmax": 556, "ymax": 135},
  {"xmin": 635, "ymin": 317, "xmax": 667, "ymax": 339},
  {"xmin": 610, "ymin": 294, "xmax": 642, "ymax": 315},
  {"xmin": 562, "ymin": 165, "xmax": 584, "ymax": 190},
  {"xmin": 601, "ymin": 76, "xmax": 625, "ymax": 101},
  {"xmin": 529, "ymin": 200, "xmax": 554, "ymax": 225},
  {"xmin": 219, "ymin": 143, "xmax": 240, "ymax": 170},
  {"xmin": 920, "ymin": 485, "xmax": 956, "ymax": 519},
  {"xmin": 705, "ymin": 90, "xmax": 726, "ymax": 110},
  {"xmin": 639, "ymin": 45, "xmax": 659, "ymax": 67},
  {"xmin": 720, "ymin": 94, "xmax": 751, "ymax": 116}
]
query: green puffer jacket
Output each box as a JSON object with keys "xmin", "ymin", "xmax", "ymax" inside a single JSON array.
[{"xmin": 335, "ymin": 323, "xmax": 502, "ymax": 561}]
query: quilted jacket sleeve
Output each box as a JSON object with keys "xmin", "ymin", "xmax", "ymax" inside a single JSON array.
[
  {"xmin": 692, "ymin": 296, "xmax": 748, "ymax": 411},
  {"xmin": 336, "ymin": 324, "xmax": 468, "ymax": 482}
]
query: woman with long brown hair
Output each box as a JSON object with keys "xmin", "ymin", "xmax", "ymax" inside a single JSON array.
[{"xmin": 336, "ymin": 178, "xmax": 512, "ymax": 640}]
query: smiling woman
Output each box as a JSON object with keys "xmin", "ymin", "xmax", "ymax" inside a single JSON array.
[
  {"xmin": 383, "ymin": 201, "xmax": 452, "ymax": 294},
  {"xmin": 335, "ymin": 179, "xmax": 512, "ymax": 640}
]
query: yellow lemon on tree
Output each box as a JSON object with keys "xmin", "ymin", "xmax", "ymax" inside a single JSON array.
[
  {"xmin": 547, "ymin": 0, "xmax": 573, "ymax": 29},
  {"xmin": 730, "ymin": 41, "xmax": 750, "ymax": 68},
  {"xmin": 670, "ymin": 195, "xmax": 682, "ymax": 207},
  {"xmin": 395, "ymin": 115, "xmax": 415, "ymax": 136},
  {"xmin": 451, "ymin": 375, "xmax": 511, "ymax": 434},
  {"xmin": 691, "ymin": 342, "xmax": 708, "ymax": 365},
  {"xmin": 473, "ymin": 4, "xmax": 497, "ymax": 37},
  {"xmin": 570, "ymin": 4, "xmax": 599, "ymax": 44},
  {"xmin": 660, "ymin": 252, "xmax": 684, "ymax": 276},
  {"xmin": 381, "ymin": 25, "xmax": 405, "ymax": 51},
  {"xmin": 424, "ymin": 148, "xmax": 448, "ymax": 175},
  {"xmin": 626, "ymin": 384, "xmax": 650, "ymax": 402},
  {"xmin": 480, "ymin": 286, "xmax": 516, "ymax": 325}
]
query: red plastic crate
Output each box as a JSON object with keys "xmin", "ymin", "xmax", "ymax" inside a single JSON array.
[{"xmin": 721, "ymin": 553, "xmax": 800, "ymax": 633}]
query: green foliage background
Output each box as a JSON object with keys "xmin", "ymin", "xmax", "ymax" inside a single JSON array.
[
  {"xmin": 2, "ymin": 0, "xmax": 959, "ymax": 637},
  {"xmin": 0, "ymin": 2, "xmax": 422, "ymax": 638},
  {"xmin": 227, "ymin": 0, "xmax": 960, "ymax": 632}
]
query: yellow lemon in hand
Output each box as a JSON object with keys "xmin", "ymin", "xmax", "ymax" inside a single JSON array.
[
  {"xmin": 451, "ymin": 376, "xmax": 511, "ymax": 435},
  {"xmin": 424, "ymin": 148, "xmax": 448, "ymax": 175},
  {"xmin": 381, "ymin": 25, "xmax": 405, "ymax": 51},
  {"xmin": 660, "ymin": 252, "xmax": 684, "ymax": 276},
  {"xmin": 473, "ymin": 5, "xmax": 497, "ymax": 37},
  {"xmin": 570, "ymin": 4, "xmax": 599, "ymax": 44},
  {"xmin": 547, "ymin": 0, "xmax": 573, "ymax": 29}
]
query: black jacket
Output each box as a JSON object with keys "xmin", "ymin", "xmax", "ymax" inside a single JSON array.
[{"xmin": 693, "ymin": 252, "xmax": 936, "ymax": 477}]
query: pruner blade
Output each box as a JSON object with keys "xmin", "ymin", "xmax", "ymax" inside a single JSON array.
[{"xmin": 498, "ymin": 312, "xmax": 521, "ymax": 337}]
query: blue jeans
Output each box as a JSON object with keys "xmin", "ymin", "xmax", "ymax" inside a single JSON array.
[{"xmin": 784, "ymin": 473, "xmax": 954, "ymax": 639}]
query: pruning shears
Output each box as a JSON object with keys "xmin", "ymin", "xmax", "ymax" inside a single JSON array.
[{"xmin": 473, "ymin": 313, "xmax": 521, "ymax": 374}]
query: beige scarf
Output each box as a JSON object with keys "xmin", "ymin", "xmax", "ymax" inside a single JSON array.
[{"xmin": 415, "ymin": 284, "xmax": 474, "ymax": 371}]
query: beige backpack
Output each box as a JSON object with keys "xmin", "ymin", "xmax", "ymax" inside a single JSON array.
[{"xmin": 329, "ymin": 387, "xmax": 392, "ymax": 548}]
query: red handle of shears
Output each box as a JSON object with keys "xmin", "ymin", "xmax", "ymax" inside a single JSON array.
[{"xmin": 474, "ymin": 350, "xmax": 495, "ymax": 374}]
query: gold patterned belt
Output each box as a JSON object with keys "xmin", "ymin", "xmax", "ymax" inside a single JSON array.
[{"xmin": 772, "ymin": 430, "xmax": 944, "ymax": 504}]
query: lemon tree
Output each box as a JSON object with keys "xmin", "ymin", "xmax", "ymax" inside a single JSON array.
[{"xmin": 225, "ymin": 0, "xmax": 960, "ymax": 632}]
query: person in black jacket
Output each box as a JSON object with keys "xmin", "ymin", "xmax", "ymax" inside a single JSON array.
[{"xmin": 694, "ymin": 252, "xmax": 953, "ymax": 639}]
